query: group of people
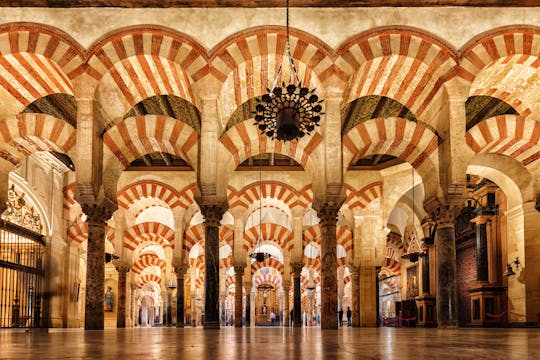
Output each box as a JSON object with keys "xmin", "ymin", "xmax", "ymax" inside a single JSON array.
[{"xmin": 338, "ymin": 307, "xmax": 352, "ymax": 327}]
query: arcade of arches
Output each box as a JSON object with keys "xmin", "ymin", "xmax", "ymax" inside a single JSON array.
[{"xmin": 1, "ymin": 5, "xmax": 540, "ymax": 334}]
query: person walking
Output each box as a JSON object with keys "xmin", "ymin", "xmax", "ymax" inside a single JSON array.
[
  {"xmin": 338, "ymin": 308, "xmax": 344, "ymax": 327},
  {"xmin": 346, "ymin": 306, "xmax": 352, "ymax": 326}
]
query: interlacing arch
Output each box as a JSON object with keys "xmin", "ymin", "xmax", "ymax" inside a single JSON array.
[
  {"xmin": 132, "ymin": 253, "xmax": 166, "ymax": 274},
  {"xmin": 123, "ymin": 222, "xmax": 174, "ymax": 251},
  {"xmin": 459, "ymin": 26, "xmax": 540, "ymax": 117},
  {"xmin": 336, "ymin": 27, "xmax": 458, "ymax": 121},
  {"xmin": 103, "ymin": 114, "xmax": 198, "ymax": 168},
  {"xmin": 243, "ymin": 223, "xmax": 293, "ymax": 252},
  {"xmin": 342, "ymin": 182, "xmax": 383, "ymax": 213},
  {"xmin": 0, "ymin": 23, "xmax": 83, "ymax": 113},
  {"xmin": 0, "ymin": 113, "xmax": 76, "ymax": 166},
  {"xmin": 228, "ymin": 181, "xmax": 312, "ymax": 211},
  {"xmin": 466, "ymin": 114, "xmax": 540, "ymax": 166}
]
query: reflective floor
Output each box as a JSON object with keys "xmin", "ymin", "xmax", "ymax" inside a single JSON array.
[{"xmin": 1, "ymin": 327, "xmax": 539, "ymax": 359}]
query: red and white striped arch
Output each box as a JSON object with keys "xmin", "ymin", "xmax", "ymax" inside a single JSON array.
[
  {"xmin": 383, "ymin": 232, "xmax": 404, "ymax": 276},
  {"xmin": 220, "ymin": 255, "xmax": 232, "ymax": 270},
  {"xmin": 304, "ymin": 256, "xmax": 321, "ymax": 271},
  {"xmin": 343, "ymin": 117, "xmax": 439, "ymax": 170},
  {"xmin": 466, "ymin": 114, "xmax": 540, "ymax": 166},
  {"xmin": 243, "ymin": 223, "xmax": 293, "ymax": 252},
  {"xmin": 103, "ymin": 115, "xmax": 198, "ymax": 168},
  {"xmin": 342, "ymin": 182, "xmax": 383, "ymax": 212},
  {"xmin": 0, "ymin": 113, "xmax": 76, "ymax": 166},
  {"xmin": 228, "ymin": 181, "xmax": 312, "ymax": 211},
  {"xmin": 189, "ymin": 254, "xmax": 205, "ymax": 272},
  {"xmin": 124, "ymin": 222, "xmax": 174, "ymax": 251},
  {"xmin": 117, "ymin": 180, "xmax": 189, "ymax": 211},
  {"xmin": 336, "ymin": 28, "xmax": 457, "ymax": 120},
  {"xmin": 302, "ymin": 224, "xmax": 352, "ymax": 251},
  {"xmin": 184, "ymin": 223, "xmax": 204, "ymax": 253},
  {"xmin": 250, "ymin": 257, "xmax": 284, "ymax": 275},
  {"xmin": 67, "ymin": 221, "xmax": 87, "ymax": 244},
  {"xmin": 254, "ymin": 273, "xmax": 281, "ymax": 288},
  {"xmin": 86, "ymin": 26, "xmax": 208, "ymax": 82},
  {"xmin": 132, "ymin": 253, "xmax": 166, "ymax": 274},
  {"xmin": 138, "ymin": 274, "xmax": 162, "ymax": 288},
  {"xmin": 209, "ymin": 27, "xmax": 333, "ymax": 95},
  {"xmin": 219, "ymin": 119, "xmax": 322, "ymax": 170},
  {"xmin": 220, "ymin": 226, "xmax": 234, "ymax": 246}
]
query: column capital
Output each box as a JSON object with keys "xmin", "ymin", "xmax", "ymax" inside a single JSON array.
[
  {"xmin": 199, "ymin": 202, "xmax": 229, "ymax": 227},
  {"xmin": 436, "ymin": 205, "xmax": 458, "ymax": 229},
  {"xmin": 113, "ymin": 260, "xmax": 130, "ymax": 274},
  {"xmin": 233, "ymin": 265, "xmax": 244, "ymax": 275},
  {"xmin": 313, "ymin": 200, "xmax": 343, "ymax": 227},
  {"xmin": 290, "ymin": 263, "xmax": 303, "ymax": 277},
  {"xmin": 82, "ymin": 202, "xmax": 115, "ymax": 227},
  {"xmin": 282, "ymin": 279, "xmax": 291, "ymax": 290},
  {"xmin": 174, "ymin": 265, "xmax": 188, "ymax": 277}
]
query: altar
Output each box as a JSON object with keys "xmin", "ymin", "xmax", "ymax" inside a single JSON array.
[{"xmin": 254, "ymin": 283, "xmax": 279, "ymax": 326}]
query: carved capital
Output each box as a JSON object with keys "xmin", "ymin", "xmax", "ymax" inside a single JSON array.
[
  {"xmin": 82, "ymin": 202, "xmax": 114, "ymax": 227},
  {"xmin": 436, "ymin": 205, "xmax": 458, "ymax": 229},
  {"xmin": 233, "ymin": 265, "xmax": 244, "ymax": 275},
  {"xmin": 282, "ymin": 279, "xmax": 291, "ymax": 290},
  {"xmin": 314, "ymin": 201, "xmax": 342, "ymax": 227},
  {"xmin": 199, "ymin": 202, "xmax": 229, "ymax": 227},
  {"xmin": 174, "ymin": 265, "xmax": 187, "ymax": 278},
  {"xmin": 348, "ymin": 265, "xmax": 359, "ymax": 278},
  {"xmin": 290, "ymin": 263, "xmax": 303, "ymax": 277},
  {"xmin": 113, "ymin": 260, "xmax": 130, "ymax": 274}
]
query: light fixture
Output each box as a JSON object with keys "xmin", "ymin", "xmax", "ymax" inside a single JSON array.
[
  {"xmin": 250, "ymin": 155, "xmax": 272, "ymax": 263},
  {"xmin": 503, "ymin": 257, "xmax": 521, "ymax": 277},
  {"xmin": 253, "ymin": 0, "xmax": 324, "ymax": 141},
  {"xmin": 401, "ymin": 167, "xmax": 425, "ymax": 263}
]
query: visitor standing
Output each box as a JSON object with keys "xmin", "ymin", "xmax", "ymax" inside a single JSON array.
[
  {"xmin": 338, "ymin": 308, "xmax": 344, "ymax": 327},
  {"xmin": 347, "ymin": 306, "xmax": 352, "ymax": 326}
]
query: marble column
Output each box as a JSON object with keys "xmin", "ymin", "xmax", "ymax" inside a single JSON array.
[
  {"xmin": 421, "ymin": 252, "xmax": 430, "ymax": 295},
  {"xmin": 245, "ymin": 285, "xmax": 251, "ymax": 327},
  {"xmin": 471, "ymin": 216, "xmax": 489, "ymax": 282},
  {"xmin": 83, "ymin": 203, "xmax": 112, "ymax": 330},
  {"xmin": 291, "ymin": 263, "xmax": 303, "ymax": 327},
  {"xmin": 318, "ymin": 202, "xmax": 340, "ymax": 329},
  {"xmin": 114, "ymin": 262, "xmax": 130, "ymax": 328},
  {"xmin": 350, "ymin": 266, "xmax": 360, "ymax": 327},
  {"xmin": 175, "ymin": 266, "xmax": 186, "ymax": 327},
  {"xmin": 200, "ymin": 203, "xmax": 227, "ymax": 329},
  {"xmin": 282, "ymin": 281, "xmax": 290, "ymax": 327},
  {"xmin": 436, "ymin": 206, "xmax": 459, "ymax": 327},
  {"xmin": 234, "ymin": 265, "xmax": 243, "ymax": 327},
  {"xmin": 131, "ymin": 284, "xmax": 138, "ymax": 326},
  {"xmin": 359, "ymin": 266, "xmax": 378, "ymax": 327}
]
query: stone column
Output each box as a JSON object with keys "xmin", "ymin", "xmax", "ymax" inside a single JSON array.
[
  {"xmin": 317, "ymin": 202, "xmax": 340, "ymax": 329},
  {"xmin": 175, "ymin": 266, "xmax": 186, "ymax": 327},
  {"xmin": 83, "ymin": 203, "xmax": 112, "ymax": 330},
  {"xmin": 421, "ymin": 252, "xmax": 431, "ymax": 295},
  {"xmin": 435, "ymin": 205, "xmax": 459, "ymax": 327},
  {"xmin": 471, "ymin": 216, "xmax": 490, "ymax": 283},
  {"xmin": 200, "ymin": 203, "xmax": 228, "ymax": 329},
  {"xmin": 244, "ymin": 282, "xmax": 252, "ymax": 327},
  {"xmin": 234, "ymin": 265, "xmax": 244, "ymax": 327},
  {"xmin": 291, "ymin": 263, "xmax": 303, "ymax": 327},
  {"xmin": 131, "ymin": 284, "xmax": 138, "ymax": 326},
  {"xmin": 114, "ymin": 262, "xmax": 130, "ymax": 328},
  {"xmin": 350, "ymin": 266, "xmax": 360, "ymax": 327},
  {"xmin": 282, "ymin": 280, "xmax": 290, "ymax": 327},
  {"xmin": 359, "ymin": 266, "xmax": 378, "ymax": 327}
]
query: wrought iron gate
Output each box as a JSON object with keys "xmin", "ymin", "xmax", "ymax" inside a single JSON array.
[{"xmin": 0, "ymin": 220, "xmax": 44, "ymax": 328}]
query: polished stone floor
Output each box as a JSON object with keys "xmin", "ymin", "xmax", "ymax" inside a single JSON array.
[{"xmin": 0, "ymin": 327, "xmax": 539, "ymax": 359}]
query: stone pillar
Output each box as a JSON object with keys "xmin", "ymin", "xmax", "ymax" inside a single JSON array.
[
  {"xmin": 114, "ymin": 262, "xmax": 130, "ymax": 328},
  {"xmin": 131, "ymin": 284, "xmax": 138, "ymax": 326},
  {"xmin": 83, "ymin": 203, "xmax": 112, "ymax": 330},
  {"xmin": 282, "ymin": 280, "xmax": 290, "ymax": 327},
  {"xmin": 471, "ymin": 216, "xmax": 489, "ymax": 283},
  {"xmin": 350, "ymin": 266, "xmax": 360, "ymax": 327},
  {"xmin": 435, "ymin": 205, "xmax": 459, "ymax": 327},
  {"xmin": 244, "ymin": 282, "xmax": 252, "ymax": 327},
  {"xmin": 317, "ymin": 202, "xmax": 340, "ymax": 329},
  {"xmin": 234, "ymin": 265, "xmax": 244, "ymax": 327},
  {"xmin": 359, "ymin": 266, "xmax": 378, "ymax": 327},
  {"xmin": 200, "ymin": 203, "xmax": 227, "ymax": 329},
  {"xmin": 421, "ymin": 252, "xmax": 431, "ymax": 295},
  {"xmin": 175, "ymin": 266, "xmax": 186, "ymax": 327},
  {"xmin": 291, "ymin": 263, "xmax": 303, "ymax": 327}
]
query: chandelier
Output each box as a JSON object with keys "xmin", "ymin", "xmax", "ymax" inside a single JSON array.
[
  {"xmin": 253, "ymin": 0, "xmax": 324, "ymax": 141},
  {"xmin": 401, "ymin": 167, "xmax": 425, "ymax": 263}
]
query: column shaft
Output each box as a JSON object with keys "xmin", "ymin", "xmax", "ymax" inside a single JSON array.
[
  {"xmin": 436, "ymin": 222, "xmax": 459, "ymax": 327},
  {"xmin": 421, "ymin": 252, "xmax": 430, "ymax": 295},
  {"xmin": 476, "ymin": 222, "xmax": 489, "ymax": 282},
  {"xmin": 291, "ymin": 264, "xmax": 302, "ymax": 327},
  {"xmin": 283, "ymin": 285, "xmax": 290, "ymax": 327},
  {"xmin": 234, "ymin": 266, "xmax": 243, "ymax": 327},
  {"xmin": 116, "ymin": 266, "xmax": 129, "ymax": 328},
  {"xmin": 318, "ymin": 203, "xmax": 339, "ymax": 329},
  {"xmin": 350, "ymin": 267, "xmax": 360, "ymax": 327},
  {"xmin": 176, "ymin": 274, "xmax": 185, "ymax": 327}
]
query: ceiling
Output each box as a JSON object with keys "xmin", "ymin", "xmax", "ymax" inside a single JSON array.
[{"xmin": 2, "ymin": 1, "xmax": 537, "ymax": 7}]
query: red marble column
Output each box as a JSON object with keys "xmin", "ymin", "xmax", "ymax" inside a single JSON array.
[
  {"xmin": 83, "ymin": 203, "xmax": 113, "ymax": 330},
  {"xmin": 234, "ymin": 265, "xmax": 243, "ymax": 327},
  {"xmin": 114, "ymin": 262, "xmax": 130, "ymax": 328},
  {"xmin": 291, "ymin": 263, "xmax": 303, "ymax": 327},
  {"xmin": 200, "ymin": 203, "xmax": 228, "ymax": 329},
  {"xmin": 317, "ymin": 202, "xmax": 340, "ymax": 329}
]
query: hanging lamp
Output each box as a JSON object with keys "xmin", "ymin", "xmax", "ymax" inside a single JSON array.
[
  {"xmin": 401, "ymin": 167, "xmax": 425, "ymax": 263},
  {"xmin": 253, "ymin": 0, "xmax": 324, "ymax": 141}
]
